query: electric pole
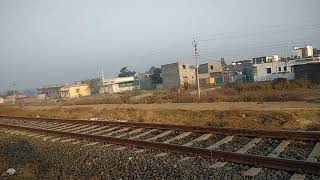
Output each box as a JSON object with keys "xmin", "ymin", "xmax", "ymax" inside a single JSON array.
[
  {"xmin": 192, "ymin": 38, "xmax": 201, "ymax": 99},
  {"xmin": 13, "ymin": 81, "xmax": 16, "ymax": 105}
]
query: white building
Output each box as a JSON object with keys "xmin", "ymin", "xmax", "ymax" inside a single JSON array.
[
  {"xmin": 253, "ymin": 57, "xmax": 320, "ymax": 82},
  {"xmin": 100, "ymin": 76, "xmax": 140, "ymax": 94},
  {"xmin": 293, "ymin": 45, "xmax": 313, "ymax": 59},
  {"xmin": 0, "ymin": 97, "xmax": 4, "ymax": 104}
]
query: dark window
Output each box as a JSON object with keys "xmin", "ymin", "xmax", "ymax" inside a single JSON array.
[
  {"xmin": 76, "ymin": 89, "xmax": 80, "ymax": 93},
  {"xmin": 278, "ymin": 67, "xmax": 281, "ymax": 72},
  {"xmin": 182, "ymin": 65, "xmax": 186, "ymax": 69},
  {"xmin": 210, "ymin": 65, "xmax": 214, "ymax": 70},
  {"xmin": 284, "ymin": 66, "xmax": 287, "ymax": 71},
  {"xmin": 266, "ymin": 68, "xmax": 271, "ymax": 74}
]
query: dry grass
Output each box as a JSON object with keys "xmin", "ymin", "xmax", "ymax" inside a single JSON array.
[{"xmin": 1, "ymin": 106, "xmax": 319, "ymax": 130}]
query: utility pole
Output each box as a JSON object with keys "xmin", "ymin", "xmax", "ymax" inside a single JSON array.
[
  {"xmin": 101, "ymin": 67, "xmax": 105, "ymax": 94},
  {"xmin": 13, "ymin": 81, "xmax": 16, "ymax": 105},
  {"xmin": 192, "ymin": 38, "xmax": 201, "ymax": 99}
]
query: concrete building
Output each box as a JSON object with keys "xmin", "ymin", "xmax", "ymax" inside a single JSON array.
[
  {"xmin": 222, "ymin": 60, "xmax": 254, "ymax": 83},
  {"xmin": 252, "ymin": 55, "xmax": 279, "ymax": 64},
  {"xmin": 198, "ymin": 61, "xmax": 223, "ymax": 87},
  {"xmin": 293, "ymin": 45, "xmax": 313, "ymax": 59},
  {"xmin": 0, "ymin": 97, "xmax": 4, "ymax": 104},
  {"xmin": 252, "ymin": 57, "xmax": 320, "ymax": 82},
  {"xmin": 60, "ymin": 83, "xmax": 91, "ymax": 98},
  {"xmin": 161, "ymin": 61, "xmax": 196, "ymax": 89},
  {"xmin": 138, "ymin": 73, "xmax": 156, "ymax": 90},
  {"xmin": 100, "ymin": 76, "xmax": 139, "ymax": 94},
  {"xmin": 37, "ymin": 85, "xmax": 62, "ymax": 99}
]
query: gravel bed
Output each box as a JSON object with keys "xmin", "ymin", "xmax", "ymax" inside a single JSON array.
[
  {"xmin": 254, "ymin": 168, "xmax": 293, "ymax": 180},
  {"xmin": 247, "ymin": 138, "xmax": 281, "ymax": 156},
  {"xmin": 218, "ymin": 136, "xmax": 253, "ymax": 152},
  {"xmin": 152, "ymin": 131, "xmax": 182, "ymax": 142},
  {"xmin": 306, "ymin": 174, "xmax": 320, "ymax": 180},
  {"xmin": 192, "ymin": 134, "xmax": 226, "ymax": 148},
  {"xmin": 279, "ymin": 141, "xmax": 316, "ymax": 160},
  {"xmin": 135, "ymin": 129, "xmax": 165, "ymax": 140},
  {"xmin": 1, "ymin": 131, "xmax": 317, "ymax": 179},
  {"xmin": 170, "ymin": 132, "xmax": 204, "ymax": 145}
]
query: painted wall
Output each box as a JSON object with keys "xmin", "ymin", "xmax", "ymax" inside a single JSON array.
[{"xmin": 61, "ymin": 85, "xmax": 91, "ymax": 98}]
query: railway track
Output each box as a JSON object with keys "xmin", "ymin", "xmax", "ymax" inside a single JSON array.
[{"xmin": 0, "ymin": 115, "xmax": 319, "ymax": 179}]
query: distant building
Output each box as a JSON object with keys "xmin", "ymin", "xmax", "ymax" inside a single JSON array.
[
  {"xmin": 100, "ymin": 76, "xmax": 139, "ymax": 94},
  {"xmin": 38, "ymin": 83, "xmax": 91, "ymax": 99},
  {"xmin": 37, "ymin": 85, "xmax": 62, "ymax": 99},
  {"xmin": 161, "ymin": 61, "xmax": 196, "ymax": 89},
  {"xmin": 198, "ymin": 61, "xmax": 223, "ymax": 87},
  {"xmin": 293, "ymin": 45, "xmax": 313, "ymax": 59},
  {"xmin": 252, "ymin": 57, "xmax": 320, "ymax": 82},
  {"xmin": 0, "ymin": 97, "xmax": 4, "ymax": 104},
  {"xmin": 60, "ymin": 82, "xmax": 91, "ymax": 98},
  {"xmin": 222, "ymin": 60, "xmax": 254, "ymax": 83},
  {"xmin": 252, "ymin": 55, "xmax": 279, "ymax": 64},
  {"xmin": 4, "ymin": 95, "xmax": 27, "ymax": 103},
  {"xmin": 138, "ymin": 73, "xmax": 156, "ymax": 90}
]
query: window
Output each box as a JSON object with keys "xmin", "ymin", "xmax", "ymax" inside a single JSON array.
[
  {"xmin": 278, "ymin": 67, "xmax": 281, "ymax": 72},
  {"xmin": 284, "ymin": 66, "xmax": 287, "ymax": 71},
  {"xmin": 182, "ymin": 65, "xmax": 186, "ymax": 69},
  {"xmin": 210, "ymin": 65, "xmax": 214, "ymax": 70},
  {"xmin": 76, "ymin": 89, "xmax": 80, "ymax": 93},
  {"xmin": 266, "ymin": 68, "xmax": 271, "ymax": 74}
]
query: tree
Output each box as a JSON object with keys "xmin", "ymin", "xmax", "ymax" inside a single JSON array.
[
  {"xmin": 118, "ymin": 67, "xmax": 136, "ymax": 77},
  {"xmin": 81, "ymin": 78, "xmax": 101, "ymax": 95},
  {"xmin": 149, "ymin": 66, "xmax": 162, "ymax": 84}
]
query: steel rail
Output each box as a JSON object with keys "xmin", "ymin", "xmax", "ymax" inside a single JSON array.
[
  {"xmin": 0, "ymin": 123, "xmax": 319, "ymax": 175},
  {"xmin": 0, "ymin": 115, "xmax": 319, "ymax": 141}
]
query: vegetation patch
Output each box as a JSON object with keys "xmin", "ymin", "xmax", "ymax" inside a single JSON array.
[{"xmin": 1, "ymin": 106, "xmax": 319, "ymax": 130}]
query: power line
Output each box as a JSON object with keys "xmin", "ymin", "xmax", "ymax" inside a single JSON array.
[
  {"xmin": 193, "ymin": 19, "xmax": 318, "ymax": 38},
  {"xmin": 198, "ymin": 24, "xmax": 320, "ymax": 42}
]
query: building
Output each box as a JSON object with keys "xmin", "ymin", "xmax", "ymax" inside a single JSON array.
[
  {"xmin": 4, "ymin": 95, "xmax": 27, "ymax": 103},
  {"xmin": 252, "ymin": 55, "xmax": 279, "ymax": 64},
  {"xmin": 222, "ymin": 60, "xmax": 254, "ymax": 83},
  {"xmin": 293, "ymin": 62, "xmax": 320, "ymax": 83},
  {"xmin": 198, "ymin": 61, "xmax": 223, "ymax": 87},
  {"xmin": 252, "ymin": 57, "xmax": 320, "ymax": 82},
  {"xmin": 0, "ymin": 97, "xmax": 4, "ymax": 104},
  {"xmin": 293, "ymin": 45, "xmax": 313, "ymax": 59},
  {"xmin": 100, "ymin": 76, "xmax": 139, "ymax": 94},
  {"xmin": 60, "ymin": 83, "xmax": 91, "ymax": 98},
  {"xmin": 37, "ymin": 85, "xmax": 62, "ymax": 99},
  {"xmin": 38, "ymin": 82, "xmax": 91, "ymax": 99},
  {"xmin": 138, "ymin": 73, "xmax": 156, "ymax": 90},
  {"xmin": 161, "ymin": 61, "xmax": 196, "ymax": 89}
]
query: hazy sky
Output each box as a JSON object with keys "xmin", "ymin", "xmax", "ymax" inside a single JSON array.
[{"xmin": 0, "ymin": 0, "xmax": 319, "ymax": 91}]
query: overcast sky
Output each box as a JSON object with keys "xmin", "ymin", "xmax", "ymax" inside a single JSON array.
[{"xmin": 0, "ymin": 0, "xmax": 319, "ymax": 91}]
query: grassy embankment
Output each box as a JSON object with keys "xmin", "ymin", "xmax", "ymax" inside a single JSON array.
[{"xmin": 0, "ymin": 105, "xmax": 319, "ymax": 131}]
